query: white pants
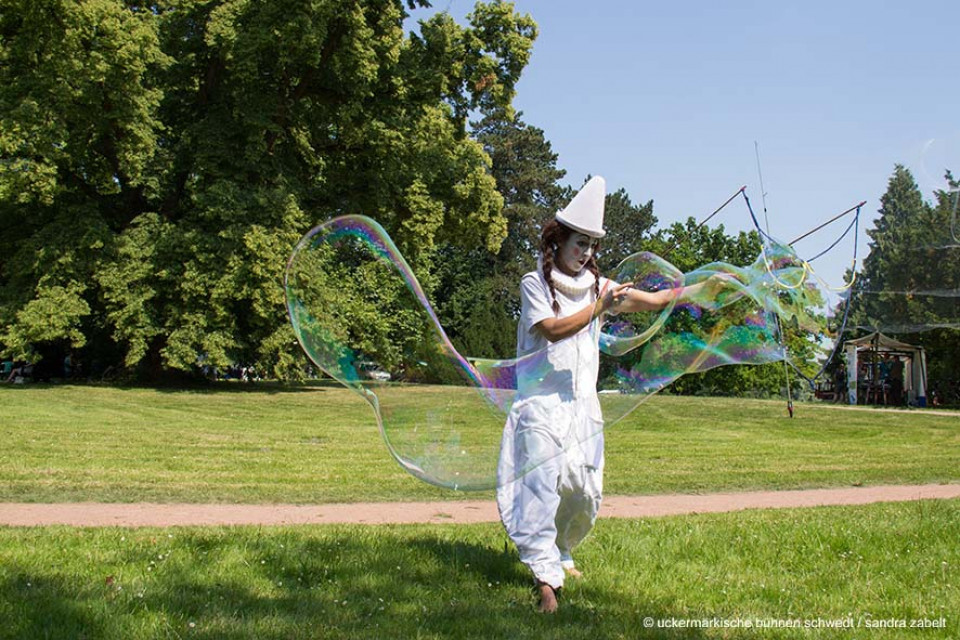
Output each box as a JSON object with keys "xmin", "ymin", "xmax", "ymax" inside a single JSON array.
[{"xmin": 496, "ymin": 396, "xmax": 604, "ymax": 590}]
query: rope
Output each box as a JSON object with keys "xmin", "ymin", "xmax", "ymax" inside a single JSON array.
[
  {"xmin": 783, "ymin": 205, "xmax": 862, "ymax": 388},
  {"xmin": 661, "ymin": 186, "xmax": 746, "ymax": 259},
  {"xmin": 740, "ymin": 188, "xmax": 794, "ymax": 417},
  {"xmin": 788, "ymin": 201, "xmax": 866, "ymax": 246},
  {"xmin": 804, "ymin": 216, "xmax": 857, "ymax": 263}
]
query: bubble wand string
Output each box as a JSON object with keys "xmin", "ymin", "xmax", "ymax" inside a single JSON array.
[{"xmin": 748, "ymin": 143, "xmax": 794, "ymax": 418}]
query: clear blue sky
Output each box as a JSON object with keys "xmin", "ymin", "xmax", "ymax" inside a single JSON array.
[{"xmin": 413, "ymin": 1, "xmax": 959, "ymax": 291}]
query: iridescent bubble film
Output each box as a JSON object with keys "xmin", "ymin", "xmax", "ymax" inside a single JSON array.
[{"xmin": 285, "ymin": 215, "xmax": 834, "ymax": 490}]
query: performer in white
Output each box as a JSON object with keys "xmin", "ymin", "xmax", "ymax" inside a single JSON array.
[{"xmin": 496, "ymin": 176, "xmax": 679, "ymax": 613}]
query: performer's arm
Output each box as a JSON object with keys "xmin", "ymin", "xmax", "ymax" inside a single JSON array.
[{"xmin": 535, "ymin": 282, "xmax": 634, "ymax": 342}]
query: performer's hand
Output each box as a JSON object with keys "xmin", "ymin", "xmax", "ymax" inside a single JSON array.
[
  {"xmin": 687, "ymin": 272, "xmax": 745, "ymax": 310},
  {"xmin": 598, "ymin": 281, "xmax": 634, "ymax": 317}
]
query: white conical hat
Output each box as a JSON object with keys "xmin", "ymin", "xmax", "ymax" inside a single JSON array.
[{"xmin": 556, "ymin": 175, "xmax": 606, "ymax": 238}]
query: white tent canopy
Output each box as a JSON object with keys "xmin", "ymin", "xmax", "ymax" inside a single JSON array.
[{"xmin": 843, "ymin": 332, "xmax": 927, "ymax": 406}]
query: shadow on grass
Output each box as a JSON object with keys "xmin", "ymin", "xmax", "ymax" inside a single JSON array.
[
  {"xmin": 1, "ymin": 378, "xmax": 468, "ymax": 397},
  {"xmin": 0, "ymin": 379, "xmax": 342, "ymax": 395},
  {"xmin": 1, "ymin": 530, "xmax": 712, "ymax": 640},
  {"xmin": 1, "ymin": 569, "xmax": 110, "ymax": 640},
  {"xmin": 147, "ymin": 379, "xmax": 343, "ymax": 395}
]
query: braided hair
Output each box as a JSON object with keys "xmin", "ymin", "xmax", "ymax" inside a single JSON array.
[{"xmin": 540, "ymin": 220, "xmax": 601, "ymax": 316}]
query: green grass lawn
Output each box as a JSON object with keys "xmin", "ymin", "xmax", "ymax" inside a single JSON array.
[
  {"xmin": 1, "ymin": 499, "xmax": 956, "ymax": 639},
  {"xmin": 1, "ymin": 383, "xmax": 957, "ymax": 503},
  {"xmin": 3, "ymin": 383, "xmax": 958, "ymax": 637}
]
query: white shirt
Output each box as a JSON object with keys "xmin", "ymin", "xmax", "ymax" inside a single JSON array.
[{"xmin": 515, "ymin": 268, "xmax": 612, "ymax": 400}]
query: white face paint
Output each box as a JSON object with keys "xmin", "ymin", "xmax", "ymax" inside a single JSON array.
[{"xmin": 557, "ymin": 232, "xmax": 596, "ymax": 275}]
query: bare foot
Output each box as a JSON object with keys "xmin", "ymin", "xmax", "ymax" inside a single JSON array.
[
  {"xmin": 564, "ymin": 566, "xmax": 583, "ymax": 579},
  {"xmin": 537, "ymin": 583, "xmax": 558, "ymax": 613}
]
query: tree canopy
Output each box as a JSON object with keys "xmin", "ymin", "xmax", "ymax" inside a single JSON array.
[{"xmin": 1, "ymin": 0, "xmax": 536, "ymax": 378}]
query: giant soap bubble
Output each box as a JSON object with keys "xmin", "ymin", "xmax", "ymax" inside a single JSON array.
[{"xmin": 285, "ymin": 215, "xmax": 833, "ymax": 490}]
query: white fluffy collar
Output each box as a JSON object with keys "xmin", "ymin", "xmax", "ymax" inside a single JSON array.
[{"xmin": 539, "ymin": 256, "xmax": 596, "ymax": 297}]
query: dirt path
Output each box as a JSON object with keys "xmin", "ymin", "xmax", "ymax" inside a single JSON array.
[{"xmin": 2, "ymin": 483, "xmax": 958, "ymax": 528}]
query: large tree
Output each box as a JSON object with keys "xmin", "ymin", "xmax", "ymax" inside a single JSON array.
[
  {"xmin": 432, "ymin": 112, "xmax": 565, "ymax": 359},
  {"xmin": 849, "ymin": 165, "xmax": 960, "ymax": 403},
  {"xmin": 855, "ymin": 165, "xmax": 931, "ymax": 329},
  {"xmin": 0, "ymin": 0, "xmax": 537, "ymax": 378}
]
